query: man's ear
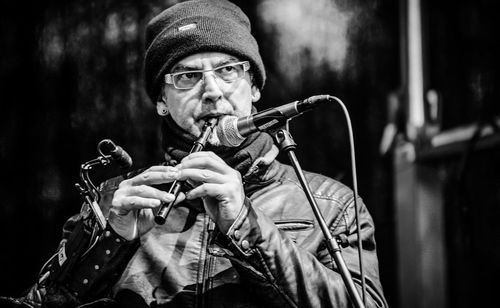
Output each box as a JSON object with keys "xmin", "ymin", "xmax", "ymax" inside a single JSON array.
[
  {"xmin": 156, "ymin": 95, "xmax": 169, "ymax": 116},
  {"xmin": 251, "ymin": 86, "xmax": 261, "ymax": 103}
]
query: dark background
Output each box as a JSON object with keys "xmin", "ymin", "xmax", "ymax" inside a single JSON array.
[{"xmin": 1, "ymin": 0, "xmax": 499, "ymax": 307}]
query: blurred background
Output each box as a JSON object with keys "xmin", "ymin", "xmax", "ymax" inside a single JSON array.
[{"xmin": 1, "ymin": 0, "xmax": 499, "ymax": 307}]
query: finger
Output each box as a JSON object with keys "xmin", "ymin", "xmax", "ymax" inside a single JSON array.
[
  {"xmin": 185, "ymin": 183, "xmax": 229, "ymax": 200},
  {"xmin": 176, "ymin": 191, "xmax": 186, "ymax": 202},
  {"xmin": 123, "ymin": 185, "xmax": 175, "ymax": 203},
  {"xmin": 114, "ymin": 196, "xmax": 163, "ymax": 212},
  {"xmin": 113, "ymin": 188, "xmax": 176, "ymax": 208},
  {"xmin": 125, "ymin": 169, "xmax": 179, "ymax": 186},
  {"xmin": 145, "ymin": 165, "xmax": 178, "ymax": 173},
  {"xmin": 178, "ymin": 156, "xmax": 228, "ymax": 174},
  {"xmin": 177, "ymin": 168, "xmax": 226, "ymax": 184},
  {"xmin": 183, "ymin": 151, "xmax": 224, "ymax": 163},
  {"xmin": 170, "ymin": 191, "xmax": 187, "ymax": 206}
]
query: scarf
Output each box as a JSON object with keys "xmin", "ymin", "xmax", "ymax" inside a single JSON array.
[{"xmin": 160, "ymin": 115, "xmax": 278, "ymax": 181}]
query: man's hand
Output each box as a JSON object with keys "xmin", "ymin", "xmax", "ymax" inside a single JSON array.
[
  {"xmin": 176, "ymin": 151, "xmax": 245, "ymax": 233},
  {"xmin": 109, "ymin": 166, "xmax": 182, "ymax": 240}
]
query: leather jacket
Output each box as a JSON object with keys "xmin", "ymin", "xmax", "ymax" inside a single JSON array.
[{"xmin": 10, "ymin": 156, "xmax": 387, "ymax": 308}]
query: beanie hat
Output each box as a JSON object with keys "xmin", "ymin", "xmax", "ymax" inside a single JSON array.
[{"xmin": 144, "ymin": 0, "xmax": 266, "ymax": 103}]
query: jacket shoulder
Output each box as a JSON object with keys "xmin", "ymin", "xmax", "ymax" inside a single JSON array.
[{"xmin": 278, "ymin": 163, "xmax": 356, "ymax": 205}]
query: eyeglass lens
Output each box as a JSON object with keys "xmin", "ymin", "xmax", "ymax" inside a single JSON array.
[{"xmin": 173, "ymin": 63, "xmax": 246, "ymax": 89}]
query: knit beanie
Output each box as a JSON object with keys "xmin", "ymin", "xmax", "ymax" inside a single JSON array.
[{"xmin": 144, "ymin": 0, "xmax": 266, "ymax": 103}]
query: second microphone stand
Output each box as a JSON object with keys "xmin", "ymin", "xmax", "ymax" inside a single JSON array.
[{"xmin": 270, "ymin": 124, "xmax": 365, "ymax": 308}]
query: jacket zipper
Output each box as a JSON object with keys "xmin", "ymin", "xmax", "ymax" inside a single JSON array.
[{"xmin": 198, "ymin": 215, "xmax": 215, "ymax": 308}]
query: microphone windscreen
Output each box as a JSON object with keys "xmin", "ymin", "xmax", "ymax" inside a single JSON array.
[
  {"xmin": 99, "ymin": 139, "xmax": 133, "ymax": 169},
  {"xmin": 217, "ymin": 116, "xmax": 246, "ymax": 147},
  {"xmin": 99, "ymin": 139, "xmax": 117, "ymax": 154},
  {"xmin": 112, "ymin": 146, "xmax": 133, "ymax": 169}
]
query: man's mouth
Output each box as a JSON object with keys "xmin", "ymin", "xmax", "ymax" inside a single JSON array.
[{"xmin": 198, "ymin": 113, "xmax": 228, "ymax": 123}]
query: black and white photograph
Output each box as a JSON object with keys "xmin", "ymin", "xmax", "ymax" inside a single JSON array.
[{"xmin": 1, "ymin": 0, "xmax": 499, "ymax": 307}]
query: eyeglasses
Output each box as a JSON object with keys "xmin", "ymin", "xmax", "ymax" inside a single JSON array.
[{"xmin": 165, "ymin": 61, "xmax": 250, "ymax": 90}]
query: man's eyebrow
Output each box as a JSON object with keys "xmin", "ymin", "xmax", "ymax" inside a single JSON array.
[
  {"xmin": 214, "ymin": 57, "xmax": 240, "ymax": 67},
  {"xmin": 170, "ymin": 64, "xmax": 200, "ymax": 73}
]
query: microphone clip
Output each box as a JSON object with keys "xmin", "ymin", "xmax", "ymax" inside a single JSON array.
[{"xmin": 269, "ymin": 122, "xmax": 297, "ymax": 152}]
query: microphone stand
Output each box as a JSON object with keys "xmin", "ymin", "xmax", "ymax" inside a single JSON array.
[{"xmin": 270, "ymin": 124, "xmax": 365, "ymax": 308}]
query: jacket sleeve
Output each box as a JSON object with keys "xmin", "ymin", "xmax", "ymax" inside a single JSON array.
[
  {"xmin": 20, "ymin": 211, "xmax": 139, "ymax": 308},
  {"xmin": 214, "ymin": 196, "xmax": 388, "ymax": 308}
]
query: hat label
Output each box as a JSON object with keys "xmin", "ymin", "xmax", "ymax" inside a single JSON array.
[{"xmin": 178, "ymin": 23, "xmax": 197, "ymax": 32}]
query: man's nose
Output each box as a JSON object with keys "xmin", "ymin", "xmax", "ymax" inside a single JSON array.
[{"xmin": 201, "ymin": 72, "xmax": 223, "ymax": 103}]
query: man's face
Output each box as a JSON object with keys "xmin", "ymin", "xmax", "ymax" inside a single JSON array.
[{"xmin": 160, "ymin": 52, "xmax": 260, "ymax": 146}]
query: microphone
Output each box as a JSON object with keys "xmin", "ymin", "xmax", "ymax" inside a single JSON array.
[
  {"xmin": 217, "ymin": 95, "xmax": 330, "ymax": 147},
  {"xmin": 98, "ymin": 139, "xmax": 133, "ymax": 169}
]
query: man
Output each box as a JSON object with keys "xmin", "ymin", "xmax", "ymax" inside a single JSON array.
[{"xmin": 4, "ymin": 0, "xmax": 387, "ymax": 307}]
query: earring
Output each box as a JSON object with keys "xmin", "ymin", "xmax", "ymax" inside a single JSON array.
[{"xmin": 159, "ymin": 105, "xmax": 169, "ymax": 115}]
